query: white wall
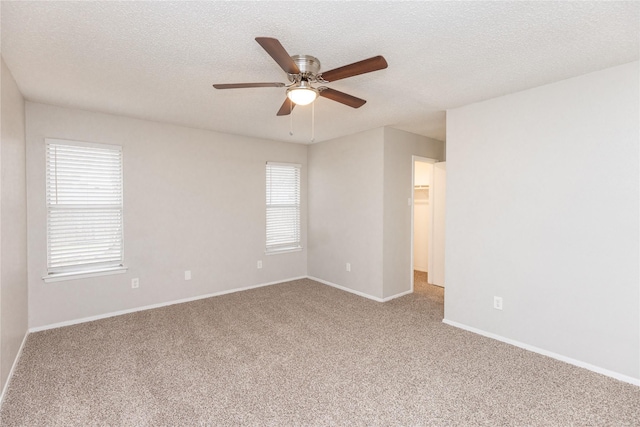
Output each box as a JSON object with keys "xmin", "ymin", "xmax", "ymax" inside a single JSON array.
[
  {"xmin": 382, "ymin": 128, "xmax": 444, "ymax": 298},
  {"xmin": 415, "ymin": 161, "xmax": 432, "ymax": 186},
  {"xmin": 308, "ymin": 128, "xmax": 385, "ymax": 299},
  {"xmin": 26, "ymin": 102, "xmax": 308, "ymax": 328},
  {"xmin": 0, "ymin": 57, "xmax": 28, "ymax": 390},
  {"xmin": 445, "ymin": 61, "xmax": 639, "ymax": 380},
  {"xmin": 308, "ymin": 127, "xmax": 444, "ymax": 300}
]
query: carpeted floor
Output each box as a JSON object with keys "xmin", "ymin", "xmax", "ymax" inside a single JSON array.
[{"xmin": 1, "ymin": 276, "xmax": 638, "ymax": 426}]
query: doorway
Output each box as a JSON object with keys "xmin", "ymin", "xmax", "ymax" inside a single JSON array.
[
  {"xmin": 411, "ymin": 156, "xmax": 446, "ymax": 293},
  {"xmin": 413, "ymin": 160, "xmax": 432, "ymax": 284}
]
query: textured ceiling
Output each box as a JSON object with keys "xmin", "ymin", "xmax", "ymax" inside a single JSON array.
[{"xmin": 2, "ymin": 1, "xmax": 638, "ymax": 144}]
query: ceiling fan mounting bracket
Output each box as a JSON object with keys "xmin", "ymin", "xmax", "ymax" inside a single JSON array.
[
  {"xmin": 287, "ymin": 55, "xmax": 322, "ymax": 85},
  {"xmin": 291, "ymin": 55, "xmax": 321, "ymax": 74}
]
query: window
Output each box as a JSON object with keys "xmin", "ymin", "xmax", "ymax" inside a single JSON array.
[
  {"xmin": 45, "ymin": 139, "xmax": 124, "ymax": 279},
  {"xmin": 266, "ymin": 162, "xmax": 301, "ymax": 254}
]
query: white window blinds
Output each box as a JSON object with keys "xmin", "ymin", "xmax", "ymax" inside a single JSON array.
[
  {"xmin": 266, "ymin": 162, "xmax": 301, "ymax": 253},
  {"xmin": 46, "ymin": 139, "xmax": 124, "ymax": 274}
]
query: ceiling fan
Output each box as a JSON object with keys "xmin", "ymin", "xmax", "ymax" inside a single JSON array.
[{"xmin": 213, "ymin": 37, "xmax": 388, "ymax": 116}]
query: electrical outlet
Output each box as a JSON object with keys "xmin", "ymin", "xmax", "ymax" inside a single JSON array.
[
  {"xmin": 493, "ymin": 296, "xmax": 503, "ymax": 310},
  {"xmin": 257, "ymin": 260, "xmax": 262, "ymax": 269},
  {"xmin": 131, "ymin": 278, "xmax": 139, "ymax": 289},
  {"xmin": 346, "ymin": 263, "xmax": 351, "ymax": 272},
  {"xmin": 184, "ymin": 270, "xmax": 191, "ymax": 280}
]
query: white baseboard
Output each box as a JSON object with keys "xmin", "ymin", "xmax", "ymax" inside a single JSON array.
[
  {"xmin": 413, "ymin": 267, "xmax": 428, "ymax": 273},
  {"xmin": 29, "ymin": 276, "xmax": 307, "ymax": 333},
  {"xmin": 0, "ymin": 331, "xmax": 29, "ymax": 406},
  {"xmin": 307, "ymin": 276, "xmax": 385, "ymax": 302},
  {"xmin": 442, "ymin": 318, "xmax": 639, "ymax": 387},
  {"xmin": 382, "ymin": 289, "xmax": 413, "ymax": 302},
  {"xmin": 307, "ymin": 276, "xmax": 413, "ymax": 303},
  {"xmin": 30, "ymin": 275, "xmax": 415, "ymax": 333}
]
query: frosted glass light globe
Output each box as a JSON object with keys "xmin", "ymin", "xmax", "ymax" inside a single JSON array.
[{"xmin": 287, "ymin": 85, "xmax": 318, "ymax": 106}]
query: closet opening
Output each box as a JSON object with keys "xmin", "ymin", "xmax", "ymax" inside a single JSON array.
[{"xmin": 411, "ymin": 157, "xmax": 446, "ymax": 302}]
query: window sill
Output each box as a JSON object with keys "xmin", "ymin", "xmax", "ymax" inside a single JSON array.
[
  {"xmin": 265, "ymin": 247, "xmax": 303, "ymax": 256},
  {"xmin": 43, "ymin": 266, "xmax": 128, "ymax": 283}
]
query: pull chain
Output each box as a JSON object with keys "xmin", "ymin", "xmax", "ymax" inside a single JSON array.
[
  {"xmin": 289, "ymin": 101, "xmax": 294, "ymax": 136},
  {"xmin": 311, "ymin": 101, "xmax": 315, "ymax": 143}
]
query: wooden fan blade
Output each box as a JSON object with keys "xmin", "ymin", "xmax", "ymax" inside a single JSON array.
[
  {"xmin": 277, "ymin": 97, "xmax": 296, "ymax": 116},
  {"xmin": 213, "ymin": 82, "xmax": 285, "ymax": 89},
  {"xmin": 319, "ymin": 88, "xmax": 366, "ymax": 108},
  {"xmin": 255, "ymin": 37, "xmax": 300, "ymax": 75},
  {"xmin": 320, "ymin": 56, "xmax": 388, "ymax": 82}
]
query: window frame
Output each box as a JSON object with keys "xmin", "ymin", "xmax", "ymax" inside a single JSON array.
[
  {"xmin": 43, "ymin": 138, "xmax": 127, "ymax": 282},
  {"xmin": 265, "ymin": 161, "xmax": 302, "ymax": 255}
]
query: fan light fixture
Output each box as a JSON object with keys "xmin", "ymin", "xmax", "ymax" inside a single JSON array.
[
  {"xmin": 287, "ymin": 81, "xmax": 318, "ymax": 106},
  {"xmin": 213, "ymin": 37, "xmax": 389, "ymax": 117}
]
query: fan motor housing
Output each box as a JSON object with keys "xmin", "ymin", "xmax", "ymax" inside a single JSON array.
[{"xmin": 290, "ymin": 55, "xmax": 321, "ymax": 75}]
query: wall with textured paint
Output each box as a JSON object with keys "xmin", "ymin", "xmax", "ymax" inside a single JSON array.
[{"xmin": 445, "ymin": 61, "xmax": 639, "ymax": 380}]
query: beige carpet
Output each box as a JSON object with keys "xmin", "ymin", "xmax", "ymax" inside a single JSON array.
[{"xmin": 1, "ymin": 276, "xmax": 638, "ymax": 426}]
